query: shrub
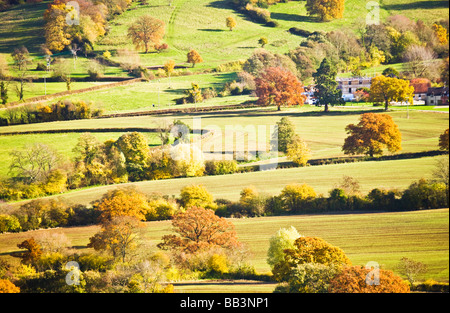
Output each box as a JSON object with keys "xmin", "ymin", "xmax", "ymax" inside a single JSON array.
[
  {"xmin": 0, "ymin": 214, "xmax": 21, "ymax": 233},
  {"xmin": 280, "ymin": 184, "xmax": 317, "ymax": 213},
  {"xmin": 289, "ymin": 27, "xmax": 313, "ymax": 37},
  {"xmin": 146, "ymin": 198, "xmax": 179, "ymax": 221},
  {"xmin": 205, "ymin": 160, "xmax": 239, "ymax": 176},
  {"xmin": 400, "ymin": 179, "xmax": 447, "ymax": 211},
  {"xmin": 273, "ymin": 236, "xmax": 351, "ymax": 282},
  {"xmin": 179, "ymin": 185, "xmax": 216, "ymax": 210},
  {"xmin": 274, "ymin": 263, "xmax": 339, "ymax": 293},
  {"xmin": 0, "ymin": 279, "xmax": 20, "ymax": 293},
  {"xmin": 78, "ymin": 254, "xmax": 114, "ymax": 272},
  {"xmin": 207, "ymin": 254, "xmax": 229, "ymax": 276},
  {"xmin": 329, "ymin": 266, "xmax": 410, "ymax": 293}
]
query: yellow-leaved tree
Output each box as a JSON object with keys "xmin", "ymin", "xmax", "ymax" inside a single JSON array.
[
  {"xmin": 369, "ymin": 75, "xmax": 414, "ymax": 111},
  {"xmin": 306, "ymin": 0, "xmax": 345, "ymax": 22}
]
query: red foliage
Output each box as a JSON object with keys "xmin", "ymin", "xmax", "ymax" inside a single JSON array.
[{"xmin": 255, "ymin": 67, "xmax": 306, "ymax": 110}]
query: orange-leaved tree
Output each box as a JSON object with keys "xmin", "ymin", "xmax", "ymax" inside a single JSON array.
[
  {"xmin": 88, "ymin": 216, "xmax": 143, "ymax": 262},
  {"xmin": 93, "ymin": 187, "xmax": 150, "ymax": 223},
  {"xmin": 128, "ymin": 15, "xmax": 165, "ymax": 53},
  {"xmin": 187, "ymin": 49, "xmax": 203, "ymax": 68},
  {"xmin": 13, "ymin": 238, "xmax": 43, "ymax": 266},
  {"xmin": 342, "ymin": 113, "xmax": 402, "ymax": 157},
  {"xmin": 0, "ymin": 279, "xmax": 20, "ymax": 293},
  {"xmin": 158, "ymin": 206, "xmax": 241, "ymax": 253},
  {"xmin": 255, "ymin": 67, "xmax": 306, "ymax": 111},
  {"xmin": 329, "ymin": 265, "xmax": 410, "ymax": 293}
]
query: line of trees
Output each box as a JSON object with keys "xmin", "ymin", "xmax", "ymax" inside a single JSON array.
[{"xmin": 2, "ymin": 157, "xmax": 448, "ymax": 235}]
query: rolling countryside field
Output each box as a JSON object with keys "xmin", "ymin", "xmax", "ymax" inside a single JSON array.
[{"xmin": 0, "ymin": 0, "xmax": 448, "ymax": 296}]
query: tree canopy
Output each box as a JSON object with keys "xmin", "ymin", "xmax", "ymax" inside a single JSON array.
[{"xmin": 342, "ymin": 113, "xmax": 402, "ymax": 157}]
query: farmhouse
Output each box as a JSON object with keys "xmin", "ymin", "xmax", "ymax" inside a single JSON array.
[
  {"xmin": 337, "ymin": 77, "xmax": 372, "ymax": 101},
  {"xmin": 410, "ymin": 79, "xmax": 432, "ymax": 103},
  {"xmin": 426, "ymin": 87, "xmax": 449, "ymax": 106}
]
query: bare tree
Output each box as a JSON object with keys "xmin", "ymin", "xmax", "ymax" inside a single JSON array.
[
  {"xmin": 396, "ymin": 257, "xmax": 428, "ymax": 285},
  {"xmin": 9, "ymin": 143, "xmax": 61, "ymax": 184},
  {"xmin": 403, "ymin": 45, "xmax": 438, "ymax": 78}
]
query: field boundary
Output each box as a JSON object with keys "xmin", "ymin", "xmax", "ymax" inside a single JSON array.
[
  {"xmin": 98, "ymin": 101, "xmax": 262, "ymax": 118},
  {"xmin": 2, "ymin": 78, "xmax": 145, "ymax": 109}
]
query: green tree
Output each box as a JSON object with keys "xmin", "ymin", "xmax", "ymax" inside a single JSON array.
[
  {"xmin": 272, "ymin": 117, "xmax": 296, "ymax": 153},
  {"xmin": 313, "ymin": 58, "xmax": 342, "ymax": 112},
  {"xmin": 0, "ymin": 81, "xmax": 8, "ymax": 106},
  {"xmin": 267, "ymin": 226, "xmax": 302, "ymax": 270},
  {"xmin": 116, "ymin": 132, "xmax": 151, "ymax": 181}
]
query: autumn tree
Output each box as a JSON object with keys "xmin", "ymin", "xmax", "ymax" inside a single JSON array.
[
  {"xmin": 280, "ymin": 184, "xmax": 317, "ymax": 213},
  {"xmin": 128, "ymin": 15, "xmax": 165, "ymax": 53},
  {"xmin": 158, "ymin": 206, "xmax": 241, "ymax": 253},
  {"xmin": 306, "ymin": 0, "xmax": 345, "ymax": 22},
  {"xmin": 164, "ymin": 59, "xmax": 176, "ymax": 78},
  {"xmin": 0, "ymin": 280, "xmax": 20, "ymax": 293},
  {"xmin": 313, "ymin": 58, "xmax": 342, "ymax": 112},
  {"xmin": 187, "ymin": 49, "xmax": 203, "ymax": 68},
  {"xmin": 286, "ymin": 135, "xmax": 311, "ymax": 167},
  {"xmin": 14, "ymin": 238, "xmax": 43, "ymax": 266},
  {"xmin": 439, "ymin": 128, "xmax": 449, "ymax": 151},
  {"xmin": 369, "ymin": 76, "xmax": 414, "ymax": 111},
  {"xmin": 329, "ymin": 266, "xmax": 410, "ymax": 293},
  {"xmin": 255, "ymin": 67, "xmax": 305, "ymax": 111},
  {"xmin": 93, "ymin": 187, "xmax": 150, "ymax": 223},
  {"xmin": 258, "ymin": 37, "xmax": 268, "ymax": 48},
  {"xmin": 88, "ymin": 216, "xmax": 142, "ymax": 262},
  {"xmin": 273, "ymin": 236, "xmax": 351, "ymax": 282},
  {"xmin": 179, "ymin": 184, "xmax": 215, "ymax": 210},
  {"xmin": 342, "ymin": 113, "xmax": 402, "ymax": 157},
  {"xmin": 226, "ymin": 16, "xmax": 237, "ymax": 31}
]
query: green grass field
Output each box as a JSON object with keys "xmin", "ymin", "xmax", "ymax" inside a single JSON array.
[
  {"xmin": 41, "ymin": 72, "xmax": 242, "ymax": 113},
  {"xmin": 0, "ymin": 209, "xmax": 447, "ymax": 291}
]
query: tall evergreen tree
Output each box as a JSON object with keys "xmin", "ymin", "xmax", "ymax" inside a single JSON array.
[{"xmin": 313, "ymin": 58, "xmax": 342, "ymax": 112}]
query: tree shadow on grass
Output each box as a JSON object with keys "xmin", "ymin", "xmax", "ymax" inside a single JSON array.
[
  {"xmin": 382, "ymin": 0, "xmax": 449, "ymax": 11},
  {"xmin": 270, "ymin": 12, "xmax": 317, "ymax": 23},
  {"xmin": 198, "ymin": 28, "xmax": 226, "ymax": 32}
]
